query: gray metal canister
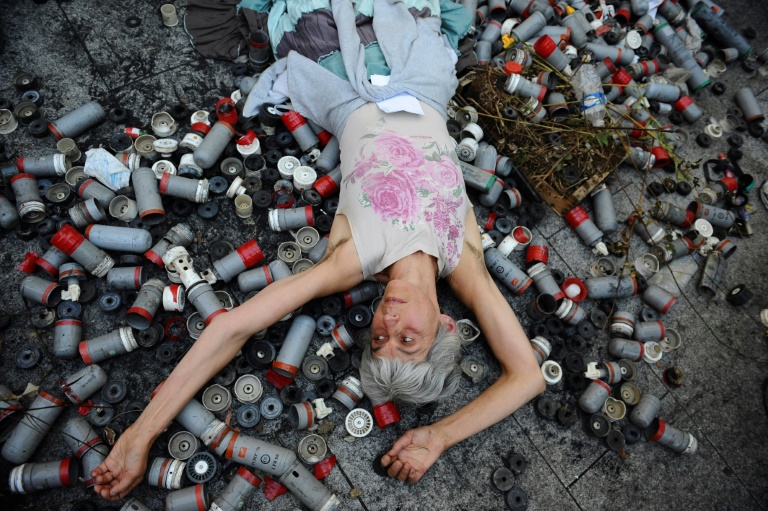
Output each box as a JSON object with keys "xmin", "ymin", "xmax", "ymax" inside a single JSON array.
[
  {"xmin": 460, "ymin": 161, "xmax": 496, "ymax": 193},
  {"xmin": 79, "ymin": 326, "xmax": 138, "ymax": 365},
  {"xmin": 158, "ymin": 173, "xmax": 210, "ymax": 203},
  {"xmin": 54, "ymin": 318, "xmax": 82, "ymax": 359},
  {"xmin": 10, "ymin": 173, "xmax": 45, "ymax": 223},
  {"xmin": 530, "ymin": 336, "xmax": 551, "ymax": 366},
  {"xmin": 121, "ymin": 499, "xmax": 152, "ymax": 511},
  {"xmin": 674, "ymin": 96, "xmax": 704, "ymax": 123},
  {"xmin": 126, "ymin": 279, "xmax": 165, "ymax": 330},
  {"xmin": 527, "ymin": 263, "xmax": 565, "ymax": 301},
  {"xmin": 289, "ymin": 402, "xmax": 317, "ymax": 430},
  {"xmin": 76, "ymin": 178, "xmax": 116, "ymax": 210},
  {"xmin": 690, "ymin": 1, "xmax": 752, "ymax": 59},
  {"xmin": 268, "ymin": 205, "xmax": 314, "ymax": 232},
  {"xmin": 8, "ymin": 457, "xmax": 79, "ymax": 493},
  {"xmin": 560, "ymin": 11, "xmax": 589, "ymax": 47},
  {"xmin": 316, "ymin": 136, "xmax": 340, "ymax": 173},
  {"xmin": 107, "ymin": 266, "xmax": 146, "ymax": 291},
  {"xmin": 653, "ymin": 236, "xmax": 693, "ymax": 264},
  {"xmin": 485, "ymin": 248, "xmax": 533, "ymax": 295},
  {"xmin": 35, "ymin": 246, "xmax": 69, "ymax": 277},
  {"xmin": 16, "ymin": 153, "xmax": 69, "ymax": 178},
  {"xmin": 590, "ymin": 184, "xmax": 617, "ymax": 234},
  {"xmin": 631, "ymin": 214, "xmax": 666, "ymax": 245},
  {"xmin": 50, "ymin": 224, "xmax": 115, "ymax": 278},
  {"xmin": 688, "ymin": 201, "xmax": 736, "ymax": 228},
  {"xmin": 600, "ymin": 361, "xmax": 623, "ymax": 384},
  {"xmin": 651, "ymin": 201, "xmax": 693, "ymax": 228},
  {"xmin": 210, "ymin": 466, "xmax": 262, "ymax": 511},
  {"xmin": 168, "ymin": 395, "xmax": 217, "ymax": 439},
  {"xmin": 610, "ymin": 310, "xmax": 635, "ymax": 338},
  {"xmin": 84, "ymin": 224, "xmax": 153, "ymax": 253},
  {"xmin": 474, "ymin": 143, "xmax": 497, "ymax": 173},
  {"xmin": 699, "ymin": 251, "xmax": 726, "ymax": 299},
  {"xmin": 0, "ymin": 385, "xmax": 21, "ymax": 440},
  {"xmin": 144, "ymin": 223, "xmax": 194, "ymax": 267},
  {"xmin": 734, "ymin": 87, "xmax": 764, "ymax": 123},
  {"xmin": 186, "ymin": 279, "xmax": 227, "ymax": 325},
  {"xmin": 60, "ymin": 364, "xmax": 108, "ymax": 403},
  {"xmin": 237, "ymin": 259, "xmax": 292, "ymax": 293},
  {"xmin": 332, "ymin": 375, "xmax": 364, "ymax": 410},
  {"xmin": 608, "ymin": 338, "xmax": 645, "ymax": 361},
  {"xmin": 478, "ymin": 178, "xmax": 504, "ymax": 207},
  {"xmin": 48, "ymin": 101, "xmax": 105, "ymax": 140},
  {"xmin": 133, "ymin": 167, "xmax": 166, "ymax": 225},
  {"xmin": 631, "ymin": 0, "xmax": 648, "ymax": 15},
  {"xmin": 578, "ymin": 379, "xmax": 612, "ymax": 414},
  {"xmin": 148, "ymin": 457, "xmax": 186, "ymax": 489},
  {"xmin": 308, "ymin": 237, "xmax": 329, "ymax": 263},
  {"xmin": 247, "ymin": 29, "xmax": 271, "ymax": 70},
  {"xmin": 60, "ymin": 416, "xmax": 109, "ymax": 487},
  {"xmin": 527, "ymin": 293, "xmax": 557, "ymax": 320},
  {"xmin": 630, "ymin": 393, "xmax": 660, "ymax": 428},
  {"xmin": 642, "ymin": 285, "xmax": 676, "ymax": 313},
  {"xmin": 330, "ymin": 324, "xmax": 356, "ymax": 352},
  {"xmin": 509, "ymin": 11, "xmax": 547, "ymax": 43},
  {"xmin": 166, "ymin": 483, "xmax": 209, "ymax": 511},
  {"xmin": 642, "ymin": 83, "xmax": 682, "ymax": 103},
  {"xmin": 653, "ymin": 22, "xmax": 710, "ymax": 91},
  {"xmin": 554, "ymin": 298, "xmax": 586, "ymax": 325},
  {"xmin": 342, "ymin": 281, "xmax": 380, "ymax": 309},
  {"xmin": 194, "ymin": 121, "xmax": 235, "ymax": 169},
  {"xmin": 274, "ymin": 315, "xmax": 317, "ymax": 377},
  {"xmin": 583, "ymin": 42, "xmax": 635, "ymax": 66},
  {"xmin": 69, "ymin": 198, "xmax": 106, "ymax": 229},
  {"xmin": 646, "ymin": 418, "xmax": 698, "ymax": 454},
  {"xmin": 509, "ymin": 1, "xmax": 551, "ymax": 23},
  {"xmin": 633, "ymin": 320, "xmax": 665, "ymax": 342},
  {"xmin": 503, "ymin": 73, "xmax": 547, "ymax": 101},
  {"xmin": 658, "ymin": 0, "xmax": 685, "ymax": 24},
  {"xmin": 0, "ymin": 194, "xmax": 20, "ymax": 229},
  {"xmin": 2, "ymin": 391, "xmax": 65, "ymax": 464},
  {"xmin": 585, "ymin": 275, "xmax": 639, "ymax": 299},
  {"xmin": 213, "ymin": 240, "xmax": 264, "ymax": 283},
  {"xmin": 20, "ymin": 275, "xmax": 61, "ymax": 307}
]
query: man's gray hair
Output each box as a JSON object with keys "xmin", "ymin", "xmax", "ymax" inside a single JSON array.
[{"xmin": 359, "ymin": 321, "xmax": 462, "ymax": 407}]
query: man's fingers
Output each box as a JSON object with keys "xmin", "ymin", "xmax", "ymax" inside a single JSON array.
[
  {"xmin": 397, "ymin": 462, "xmax": 411, "ymax": 482},
  {"xmin": 387, "ymin": 431, "xmax": 414, "ymax": 458},
  {"xmin": 387, "ymin": 459, "xmax": 403, "ymax": 479},
  {"xmin": 408, "ymin": 468, "xmax": 423, "ymax": 483},
  {"xmin": 380, "ymin": 454, "xmax": 392, "ymax": 467}
]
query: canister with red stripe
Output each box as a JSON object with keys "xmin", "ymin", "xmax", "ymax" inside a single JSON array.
[
  {"xmin": 312, "ymin": 165, "xmax": 342, "ymax": 199},
  {"xmin": 608, "ymin": 338, "xmax": 645, "ymax": 361},
  {"xmin": 237, "ymin": 259, "xmax": 292, "ymax": 293},
  {"xmin": 554, "ymin": 298, "xmax": 586, "ymax": 325},
  {"xmin": 144, "ymin": 223, "xmax": 194, "ymax": 267},
  {"xmin": 19, "ymin": 275, "xmax": 62, "ymax": 307},
  {"xmin": 60, "ymin": 416, "xmax": 109, "ymax": 487},
  {"xmin": 2, "ymin": 391, "xmax": 65, "ymax": 464},
  {"xmin": 210, "ymin": 467, "xmax": 262, "ymax": 511},
  {"xmin": 642, "ymin": 285, "xmax": 676, "ymax": 314},
  {"xmin": 564, "ymin": 205, "xmax": 608, "ymax": 255},
  {"xmin": 59, "ymin": 364, "xmax": 108, "ymax": 403},
  {"xmin": 148, "ymin": 456, "xmax": 186, "ymax": 490},
  {"xmin": 629, "ymin": 393, "xmax": 660, "ymax": 428},
  {"xmin": 53, "ymin": 318, "xmax": 82, "ymax": 359},
  {"xmin": 10, "ymin": 173, "xmax": 45, "ymax": 223},
  {"xmin": 485, "ymin": 247, "xmax": 532, "ymax": 295},
  {"xmin": 106, "ymin": 266, "xmax": 146, "ymax": 291},
  {"xmin": 79, "ymin": 326, "xmax": 138, "ymax": 365},
  {"xmin": 331, "ymin": 375, "xmax": 364, "ymax": 410},
  {"xmin": 525, "ymin": 234, "xmax": 549, "ymax": 266},
  {"xmin": 273, "ymin": 315, "xmax": 316, "ymax": 378},
  {"xmin": 578, "ymin": 379, "xmax": 611, "ymax": 414},
  {"xmin": 585, "ymin": 275, "xmax": 640, "ymax": 299},
  {"xmin": 58, "ymin": 262, "xmax": 86, "ymax": 301},
  {"xmin": 51, "ymin": 224, "xmax": 114, "ymax": 277},
  {"xmin": 48, "ymin": 101, "xmax": 105, "ymax": 140},
  {"xmin": 15, "ymin": 153, "xmax": 69, "ymax": 178},
  {"xmin": 528, "ymin": 263, "xmax": 565, "ymax": 301},
  {"xmin": 281, "ymin": 111, "xmax": 321, "ymax": 161},
  {"xmin": 268, "ymin": 205, "xmax": 315, "ymax": 232},
  {"xmin": 8, "ymin": 457, "xmax": 79, "ymax": 493},
  {"xmin": 646, "ymin": 418, "xmax": 698, "ymax": 455},
  {"xmin": 158, "ymin": 173, "xmax": 210, "ymax": 203},
  {"xmin": 85, "ymin": 224, "xmax": 153, "ymax": 253},
  {"xmin": 133, "ymin": 167, "xmax": 166, "ymax": 225},
  {"xmin": 126, "ymin": 279, "xmax": 165, "ymax": 330},
  {"xmin": 212, "ymin": 239, "xmax": 264, "ymax": 283}
]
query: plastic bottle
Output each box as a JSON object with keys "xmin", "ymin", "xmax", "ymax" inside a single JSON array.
[
  {"xmin": 647, "ymin": 252, "xmax": 702, "ymax": 297},
  {"xmin": 571, "ymin": 64, "xmax": 606, "ymax": 126}
]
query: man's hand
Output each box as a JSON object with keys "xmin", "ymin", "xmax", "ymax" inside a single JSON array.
[
  {"xmin": 92, "ymin": 426, "xmax": 150, "ymax": 501},
  {"xmin": 381, "ymin": 426, "xmax": 447, "ymax": 482}
]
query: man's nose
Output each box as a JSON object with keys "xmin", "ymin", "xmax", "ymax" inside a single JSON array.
[{"xmin": 383, "ymin": 313, "xmax": 399, "ymax": 326}]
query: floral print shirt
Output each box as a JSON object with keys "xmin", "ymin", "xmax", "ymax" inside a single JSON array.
[{"xmin": 337, "ymin": 102, "xmax": 469, "ymax": 279}]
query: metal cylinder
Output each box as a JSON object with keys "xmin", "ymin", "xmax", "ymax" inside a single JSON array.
[
  {"xmin": 194, "ymin": 122, "xmax": 235, "ymax": 169},
  {"xmin": 213, "ymin": 239, "xmax": 264, "ymax": 283},
  {"xmin": 16, "ymin": 153, "xmax": 69, "ymax": 178},
  {"xmin": 608, "ymin": 338, "xmax": 645, "ymax": 361},
  {"xmin": 313, "ymin": 165, "xmax": 342, "ymax": 198},
  {"xmin": 282, "ymin": 111, "xmax": 319, "ymax": 153},
  {"xmin": 533, "ymin": 35, "xmax": 572, "ymax": 75},
  {"xmin": 107, "ymin": 266, "xmax": 146, "ymax": 291},
  {"xmin": 633, "ymin": 320, "xmax": 665, "ymax": 342},
  {"xmin": 530, "ymin": 336, "xmax": 551, "ymax": 366},
  {"xmin": 510, "ymin": 11, "xmax": 547, "ymax": 43},
  {"xmin": 48, "ymin": 101, "xmax": 105, "ymax": 140},
  {"xmin": 646, "ymin": 418, "xmax": 698, "ymax": 454},
  {"xmin": 691, "ymin": 1, "xmax": 751, "ymax": 59},
  {"xmin": 342, "ymin": 281, "xmax": 380, "ymax": 309},
  {"xmin": 35, "ymin": 247, "xmax": 69, "ymax": 278},
  {"xmin": 2, "ymin": 391, "xmax": 65, "ymax": 464},
  {"xmin": 268, "ymin": 205, "xmax": 314, "ymax": 232},
  {"xmin": 133, "ymin": 167, "xmax": 166, "ymax": 225},
  {"xmin": 642, "ymin": 285, "xmax": 676, "ymax": 314},
  {"xmin": 503, "ymin": 73, "xmax": 547, "ymax": 102},
  {"xmin": 50, "ymin": 224, "xmax": 115, "ymax": 277},
  {"xmin": 20, "ymin": 275, "xmax": 61, "ymax": 307},
  {"xmin": 630, "ymin": 393, "xmax": 661, "ymax": 428},
  {"xmin": 527, "ymin": 293, "xmax": 557, "ymax": 321},
  {"xmin": 289, "ymin": 402, "xmax": 317, "ymax": 430},
  {"xmin": 478, "ymin": 178, "xmax": 504, "ymax": 207},
  {"xmin": 564, "ymin": 205, "xmax": 605, "ymax": 253},
  {"xmin": 651, "ymin": 201, "xmax": 693, "ymax": 228},
  {"xmin": 148, "ymin": 457, "xmax": 187, "ymax": 490},
  {"xmin": 0, "ymin": 194, "xmax": 20, "ymax": 229},
  {"xmin": 578, "ymin": 379, "xmax": 611, "ymax": 414},
  {"xmin": 8, "ymin": 457, "xmax": 79, "ymax": 493},
  {"xmin": 653, "ymin": 21, "xmax": 711, "ymax": 91},
  {"xmin": 248, "ymin": 29, "xmax": 271, "ymax": 71},
  {"xmin": 79, "ymin": 326, "xmax": 138, "ymax": 365},
  {"xmin": 171, "ymin": 396, "xmax": 218, "ymax": 439},
  {"xmin": 699, "ymin": 251, "xmax": 726, "ymax": 299},
  {"xmin": 69, "ymin": 198, "xmax": 106, "ymax": 229},
  {"xmin": 610, "ymin": 311, "xmax": 635, "ymax": 338},
  {"xmin": 145, "ymin": 223, "xmax": 194, "ymax": 267},
  {"xmin": 600, "ymin": 361, "xmax": 623, "ymax": 385},
  {"xmin": 10, "ymin": 174, "xmax": 45, "ymax": 223},
  {"xmin": 85, "ymin": 224, "xmax": 153, "ymax": 253},
  {"xmin": 274, "ymin": 315, "xmax": 316, "ymax": 377},
  {"xmin": 126, "ymin": 279, "xmax": 165, "ymax": 329},
  {"xmin": 554, "ymin": 298, "xmax": 586, "ymax": 325},
  {"xmin": 583, "ymin": 42, "xmax": 635, "ymax": 66},
  {"xmin": 585, "ymin": 275, "xmax": 639, "ymax": 299},
  {"xmin": 590, "ymin": 184, "xmax": 617, "ymax": 234},
  {"xmin": 60, "ymin": 416, "xmax": 109, "ymax": 487},
  {"xmin": 485, "ymin": 248, "xmax": 533, "ymax": 295},
  {"xmin": 631, "ymin": 214, "xmax": 666, "ymax": 245},
  {"xmin": 210, "ymin": 467, "xmax": 262, "ymax": 511},
  {"xmin": 53, "ymin": 318, "xmax": 82, "ymax": 359},
  {"xmin": 316, "ymin": 137, "xmax": 340, "ymax": 173},
  {"xmin": 332, "ymin": 375, "xmax": 364, "ymax": 410},
  {"xmin": 308, "ymin": 236, "xmax": 329, "ymax": 263},
  {"xmin": 527, "ymin": 263, "xmax": 565, "ymax": 301},
  {"xmin": 109, "ymin": 195, "xmax": 138, "ymax": 221},
  {"xmin": 186, "ymin": 280, "xmax": 227, "ymax": 325},
  {"xmin": 60, "ymin": 364, "xmax": 108, "ymax": 403},
  {"xmin": 158, "ymin": 173, "xmax": 210, "ymax": 203}
]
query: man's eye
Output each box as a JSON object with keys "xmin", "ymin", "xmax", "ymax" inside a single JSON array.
[{"xmin": 403, "ymin": 337, "xmax": 414, "ymax": 344}]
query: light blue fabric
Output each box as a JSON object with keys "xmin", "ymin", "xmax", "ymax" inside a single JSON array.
[
  {"xmin": 318, "ymin": 43, "xmax": 390, "ymax": 81},
  {"xmin": 244, "ymin": 0, "xmax": 466, "ymax": 137}
]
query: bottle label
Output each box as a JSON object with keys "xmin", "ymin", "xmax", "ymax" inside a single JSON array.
[{"xmin": 579, "ymin": 92, "xmax": 606, "ymax": 112}]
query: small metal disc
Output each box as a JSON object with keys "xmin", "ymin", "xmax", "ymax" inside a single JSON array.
[
  {"xmin": 556, "ymin": 405, "xmax": 579, "ymax": 427},
  {"xmin": 246, "ymin": 340, "xmax": 276, "ymax": 370},
  {"xmin": 30, "ymin": 308, "xmax": 56, "ymax": 329},
  {"xmin": 197, "ymin": 201, "xmax": 219, "ymax": 220},
  {"xmin": 168, "ymin": 430, "xmax": 199, "ymax": 460},
  {"xmin": 186, "ymin": 451, "xmax": 217, "ymax": 484},
  {"xmin": 233, "ymin": 374, "xmax": 262, "ymax": 404},
  {"xmin": 57, "ymin": 300, "xmax": 82, "ymax": 319},
  {"xmin": 298, "ymin": 433, "xmax": 328, "ymax": 464},
  {"xmin": 321, "ymin": 296, "xmax": 343, "ymax": 317},
  {"xmin": 505, "ymin": 487, "xmax": 529, "ymax": 511},
  {"xmin": 315, "ymin": 378, "xmax": 336, "ymax": 400},
  {"xmin": 202, "ymin": 384, "xmax": 231, "ymax": 412},
  {"xmin": 156, "ymin": 343, "xmax": 177, "ymax": 363},
  {"xmin": 583, "ymin": 413, "xmax": 610, "ymax": 438},
  {"xmin": 347, "ymin": 304, "xmax": 372, "ymax": 328},
  {"xmin": 622, "ymin": 422, "xmax": 642, "ymax": 444},
  {"xmin": 137, "ymin": 322, "xmax": 163, "ymax": 348},
  {"xmin": 606, "ymin": 430, "xmax": 626, "ymax": 452},
  {"xmin": 102, "ymin": 380, "xmax": 128, "ymax": 404},
  {"xmin": 534, "ymin": 395, "xmax": 558, "ymax": 419},
  {"xmin": 327, "ymin": 350, "xmax": 350, "ymax": 373},
  {"xmin": 237, "ymin": 403, "xmax": 261, "ymax": 428},
  {"xmin": 302, "ymin": 355, "xmax": 329, "ymax": 382},
  {"xmin": 279, "ymin": 383, "xmax": 302, "ymax": 405},
  {"xmin": 88, "ymin": 402, "xmax": 115, "ymax": 427},
  {"xmin": 16, "ymin": 346, "xmax": 41, "ymax": 369},
  {"xmin": 345, "ymin": 408, "xmax": 373, "ymax": 438},
  {"xmin": 45, "ymin": 182, "xmax": 73, "ymax": 204},
  {"xmin": 460, "ymin": 356, "xmax": 487, "ymax": 383},
  {"xmin": 214, "ymin": 364, "xmax": 237, "ymax": 386},
  {"xmin": 260, "ymin": 396, "xmax": 283, "ymax": 420},
  {"xmin": 505, "ymin": 452, "xmax": 527, "ymax": 475},
  {"xmin": 98, "ymin": 292, "xmax": 122, "ymax": 312},
  {"xmin": 493, "ymin": 467, "xmax": 515, "ymax": 491}
]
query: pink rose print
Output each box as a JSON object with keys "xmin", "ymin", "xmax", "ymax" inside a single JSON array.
[
  {"xmin": 343, "ymin": 146, "xmax": 378, "ymax": 187},
  {"xmin": 375, "ymin": 131, "xmax": 423, "ymax": 173},
  {"xmin": 429, "ymin": 155, "xmax": 461, "ymax": 189},
  {"xmin": 362, "ymin": 171, "xmax": 420, "ymax": 225}
]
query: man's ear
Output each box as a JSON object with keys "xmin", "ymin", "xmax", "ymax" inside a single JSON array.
[{"xmin": 440, "ymin": 314, "xmax": 456, "ymax": 332}]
